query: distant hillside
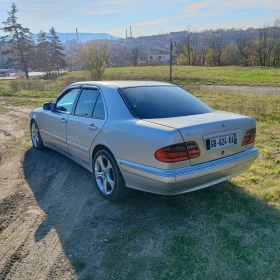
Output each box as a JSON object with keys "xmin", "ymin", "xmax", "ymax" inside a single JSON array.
[{"xmin": 32, "ymin": 32, "xmax": 121, "ymax": 42}]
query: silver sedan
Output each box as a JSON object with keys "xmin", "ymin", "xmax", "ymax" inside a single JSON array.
[{"xmin": 29, "ymin": 81, "xmax": 258, "ymax": 200}]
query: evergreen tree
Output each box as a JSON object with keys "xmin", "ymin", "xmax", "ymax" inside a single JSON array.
[
  {"xmin": 35, "ymin": 30, "xmax": 51, "ymax": 79},
  {"xmin": 48, "ymin": 27, "xmax": 66, "ymax": 73},
  {"xmin": 0, "ymin": 3, "xmax": 33, "ymax": 79}
]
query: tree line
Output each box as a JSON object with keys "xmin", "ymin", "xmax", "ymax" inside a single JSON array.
[
  {"xmin": 176, "ymin": 20, "xmax": 280, "ymax": 67},
  {"xmin": 1, "ymin": 3, "xmax": 66, "ymax": 79}
]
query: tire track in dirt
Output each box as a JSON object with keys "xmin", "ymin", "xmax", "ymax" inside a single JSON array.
[
  {"xmin": 30, "ymin": 167, "xmax": 87, "ymax": 280},
  {"xmin": 0, "ymin": 215, "xmax": 40, "ymax": 270},
  {"xmin": 0, "ymin": 242, "xmax": 26, "ymax": 280},
  {"xmin": 1, "ymin": 105, "xmax": 113, "ymax": 279},
  {"xmin": 5, "ymin": 161, "xmax": 88, "ymax": 280}
]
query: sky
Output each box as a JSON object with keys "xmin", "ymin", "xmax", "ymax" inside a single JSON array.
[{"xmin": 0, "ymin": 0, "xmax": 279, "ymax": 38}]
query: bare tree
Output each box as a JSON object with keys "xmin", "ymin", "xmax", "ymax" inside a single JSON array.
[
  {"xmin": 235, "ymin": 31, "xmax": 252, "ymax": 65},
  {"xmin": 78, "ymin": 40, "xmax": 108, "ymax": 80},
  {"xmin": 253, "ymin": 26, "xmax": 271, "ymax": 66},
  {"xmin": 132, "ymin": 47, "xmax": 139, "ymax": 66},
  {"xmin": 272, "ymin": 19, "xmax": 280, "ymax": 66},
  {"xmin": 209, "ymin": 33, "xmax": 225, "ymax": 66},
  {"xmin": 177, "ymin": 30, "xmax": 193, "ymax": 65},
  {"xmin": 200, "ymin": 33, "xmax": 210, "ymax": 66}
]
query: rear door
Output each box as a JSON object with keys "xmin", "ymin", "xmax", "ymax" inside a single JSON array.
[
  {"xmin": 44, "ymin": 87, "xmax": 81, "ymax": 153},
  {"xmin": 67, "ymin": 87, "xmax": 107, "ymax": 164}
]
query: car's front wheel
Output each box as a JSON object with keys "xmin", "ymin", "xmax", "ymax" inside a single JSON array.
[
  {"xmin": 30, "ymin": 120, "xmax": 44, "ymax": 150},
  {"xmin": 93, "ymin": 149, "xmax": 129, "ymax": 200}
]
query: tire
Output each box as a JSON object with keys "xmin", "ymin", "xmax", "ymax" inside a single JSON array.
[
  {"xmin": 93, "ymin": 149, "xmax": 129, "ymax": 200},
  {"xmin": 30, "ymin": 120, "xmax": 45, "ymax": 150}
]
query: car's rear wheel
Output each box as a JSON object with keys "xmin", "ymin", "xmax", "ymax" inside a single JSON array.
[
  {"xmin": 93, "ymin": 149, "xmax": 129, "ymax": 200},
  {"xmin": 31, "ymin": 121, "xmax": 44, "ymax": 150}
]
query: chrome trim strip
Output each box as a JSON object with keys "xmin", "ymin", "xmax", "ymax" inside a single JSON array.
[
  {"xmin": 44, "ymin": 130, "xmax": 66, "ymax": 143},
  {"xmin": 118, "ymin": 148, "xmax": 258, "ymax": 178},
  {"xmin": 67, "ymin": 140, "xmax": 89, "ymax": 152}
]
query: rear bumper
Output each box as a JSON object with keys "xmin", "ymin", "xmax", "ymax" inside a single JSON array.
[{"xmin": 117, "ymin": 148, "xmax": 258, "ymax": 195}]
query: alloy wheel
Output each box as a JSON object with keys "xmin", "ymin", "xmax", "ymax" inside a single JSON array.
[
  {"xmin": 95, "ymin": 155, "xmax": 115, "ymax": 195},
  {"xmin": 31, "ymin": 122, "xmax": 39, "ymax": 148}
]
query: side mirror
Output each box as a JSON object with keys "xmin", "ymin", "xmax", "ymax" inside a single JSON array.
[
  {"xmin": 42, "ymin": 102, "xmax": 52, "ymax": 110},
  {"xmin": 51, "ymin": 102, "xmax": 56, "ymax": 111}
]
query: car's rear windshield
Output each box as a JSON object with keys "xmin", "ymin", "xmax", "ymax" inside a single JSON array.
[{"xmin": 119, "ymin": 86, "xmax": 213, "ymax": 119}]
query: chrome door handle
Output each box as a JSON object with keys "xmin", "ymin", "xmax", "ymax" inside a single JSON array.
[
  {"xmin": 88, "ymin": 124, "xmax": 98, "ymax": 131},
  {"xmin": 61, "ymin": 118, "xmax": 67, "ymax": 123}
]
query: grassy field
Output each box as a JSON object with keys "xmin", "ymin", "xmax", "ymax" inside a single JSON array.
[
  {"xmin": 104, "ymin": 88, "xmax": 280, "ymax": 279},
  {"xmin": 0, "ymin": 65, "xmax": 280, "ymax": 106},
  {"xmin": 67, "ymin": 65, "xmax": 280, "ymax": 86},
  {"xmin": 0, "ymin": 69, "xmax": 280, "ymax": 279}
]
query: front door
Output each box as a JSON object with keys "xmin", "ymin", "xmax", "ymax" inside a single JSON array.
[
  {"xmin": 44, "ymin": 87, "xmax": 80, "ymax": 153},
  {"xmin": 67, "ymin": 87, "xmax": 106, "ymax": 163}
]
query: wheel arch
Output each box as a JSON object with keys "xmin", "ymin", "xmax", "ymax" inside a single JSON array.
[
  {"xmin": 91, "ymin": 144, "xmax": 116, "ymax": 171},
  {"xmin": 30, "ymin": 117, "xmax": 36, "ymax": 124}
]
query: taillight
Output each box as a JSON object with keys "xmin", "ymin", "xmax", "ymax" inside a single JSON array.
[
  {"xmin": 186, "ymin": 142, "xmax": 200, "ymax": 158},
  {"xmin": 155, "ymin": 142, "xmax": 200, "ymax": 163},
  {"xmin": 242, "ymin": 128, "xmax": 256, "ymax": 146}
]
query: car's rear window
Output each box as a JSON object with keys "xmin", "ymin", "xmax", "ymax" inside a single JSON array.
[{"xmin": 119, "ymin": 86, "xmax": 213, "ymax": 119}]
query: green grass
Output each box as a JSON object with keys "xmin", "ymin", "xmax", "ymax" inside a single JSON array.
[
  {"xmin": 65, "ymin": 65, "xmax": 280, "ymax": 86},
  {"xmin": 102, "ymin": 90, "xmax": 279, "ymax": 280}
]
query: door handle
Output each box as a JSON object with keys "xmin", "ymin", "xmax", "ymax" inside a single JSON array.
[
  {"xmin": 88, "ymin": 124, "xmax": 98, "ymax": 131},
  {"xmin": 61, "ymin": 118, "xmax": 67, "ymax": 123}
]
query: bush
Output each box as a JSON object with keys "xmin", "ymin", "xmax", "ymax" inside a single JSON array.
[
  {"xmin": 63, "ymin": 76, "xmax": 85, "ymax": 88},
  {"xmin": 9, "ymin": 80, "xmax": 20, "ymax": 92}
]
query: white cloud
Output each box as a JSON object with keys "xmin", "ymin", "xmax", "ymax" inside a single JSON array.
[
  {"xmin": 132, "ymin": 15, "xmax": 183, "ymax": 27},
  {"xmin": 180, "ymin": 0, "xmax": 280, "ymax": 17}
]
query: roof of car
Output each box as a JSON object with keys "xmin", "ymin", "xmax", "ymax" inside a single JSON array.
[{"xmin": 72, "ymin": 81, "xmax": 173, "ymax": 89}]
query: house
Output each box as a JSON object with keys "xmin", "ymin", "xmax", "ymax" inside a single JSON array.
[{"xmin": 148, "ymin": 49, "xmax": 170, "ymax": 64}]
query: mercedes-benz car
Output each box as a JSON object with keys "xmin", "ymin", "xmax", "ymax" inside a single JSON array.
[{"xmin": 29, "ymin": 81, "xmax": 258, "ymax": 200}]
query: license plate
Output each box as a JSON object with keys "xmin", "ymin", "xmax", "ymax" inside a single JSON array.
[{"xmin": 206, "ymin": 134, "xmax": 237, "ymax": 150}]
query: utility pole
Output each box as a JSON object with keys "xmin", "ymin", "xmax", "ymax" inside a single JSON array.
[{"xmin": 170, "ymin": 40, "xmax": 176, "ymax": 83}]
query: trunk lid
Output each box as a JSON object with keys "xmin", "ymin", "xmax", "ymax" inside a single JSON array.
[{"xmin": 145, "ymin": 111, "xmax": 255, "ymax": 166}]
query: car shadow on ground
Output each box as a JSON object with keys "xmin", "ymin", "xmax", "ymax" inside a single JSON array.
[{"xmin": 23, "ymin": 147, "xmax": 280, "ymax": 280}]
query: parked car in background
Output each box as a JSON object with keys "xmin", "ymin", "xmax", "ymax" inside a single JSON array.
[{"xmin": 29, "ymin": 81, "xmax": 258, "ymax": 200}]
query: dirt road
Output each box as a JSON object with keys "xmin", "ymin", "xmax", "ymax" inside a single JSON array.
[
  {"xmin": 0, "ymin": 106, "xmax": 127, "ymax": 279},
  {"xmin": 0, "ymin": 105, "xmax": 169, "ymax": 279}
]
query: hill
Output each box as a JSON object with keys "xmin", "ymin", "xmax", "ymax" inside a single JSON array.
[{"xmin": 32, "ymin": 32, "xmax": 120, "ymax": 43}]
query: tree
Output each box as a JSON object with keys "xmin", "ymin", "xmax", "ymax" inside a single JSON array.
[
  {"xmin": 48, "ymin": 27, "xmax": 66, "ymax": 74},
  {"xmin": 235, "ymin": 31, "xmax": 252, "ymax": 65},
  {"xmin": 132, "ymin": 47, "xmax": 139, "ymax": 66},
  {"xmin": 0, "ymin": 3, "xmax": 33, "ymax": 79},
  {"xmin": 199, "ymin": 33, "xmax": 210, "ymax": 66},
  {"xmin": 177, "ymin": 30, "xmax": 193, "ymax": 65},
  {"xmin": 208, "ymin": 33, "xmax": 225, "ymax": 66},
  {"xmin": 78, "ymin": 40, "xmax": 108, "ymax": 80},
  {"xmin": 32, "ymin": 30, "xmax": 51, "ymax": 78}
]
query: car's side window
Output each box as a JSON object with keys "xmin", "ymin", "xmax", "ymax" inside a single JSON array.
[
  {"xmin": 75, "ymin": 88, "xmax": 99, "ymax": 117},
  {"xmin": 92, "ymin": 94, "xmax": 105, "ymax": 119},
  {"xmin": 56, "ymin": 88, "xmax": 80, "ymax": 114}
]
